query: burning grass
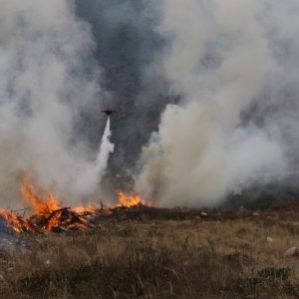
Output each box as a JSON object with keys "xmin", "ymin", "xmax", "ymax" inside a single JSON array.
[
  {"xmin": 0, "ymin": 176, "xmax": 298, "ymax": 297},
  {"xmin": 0, "ymin": 174, "xmax": 148, "ymax": 233},
  {"xmin": 0, "ymin": 205, "xmax": 298, "ymax": 298}
]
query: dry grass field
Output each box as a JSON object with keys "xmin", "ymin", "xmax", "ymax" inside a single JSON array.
[{"xmin": 0, "ymin": 203, "xmax": 299, "ymax": 298}]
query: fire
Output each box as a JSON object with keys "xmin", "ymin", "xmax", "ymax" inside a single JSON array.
[
  {"xmin": 21, "ymin": 174, "xmax": 61, "ymax": 215},
  {"xmin": 116, "ymin": 191, "xmax": 143, "ymax": 208},
  {"xmin": 0, "ymin": 174, "xmax": 150, "ymax": 234},
  {"xmin": 72, "ymin": 203, "xmax": 98, "ymax": 214},
  {"xmin": 0, "ymin": 208, "xmax": 34, "ymax": 233}
]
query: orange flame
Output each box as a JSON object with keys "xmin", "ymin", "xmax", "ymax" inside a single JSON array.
[
  {"xmin": 21, "ymin": 174, "xmax": 60, "ymax": 215},
  {"xmin": 0, "ymin": 209, "xmax": 33, "ymax": 233},
  {"xmin": 0, "ymin": 173, "xmax": 151, "ymax": 234},
  {"xmin": 116, "ymin": 191, "xmax": 143, "ymax": 208},
  {"xmin": 72, "ymin": 203, "xmax": 98, "ymax": 214}
]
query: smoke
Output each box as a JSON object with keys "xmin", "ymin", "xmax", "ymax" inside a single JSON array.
[
  {"xmin": 1, "ymin": 0, "xmax": 298, "ymax": 209},
  {"xmin": 0, "ymin": 0, "xmax": 166, "ymax": 207},
  {"xmin": 75, "ymin": 0, "xmax": 169, "ymax": 180},
  {"xmin": 0, "ymin": 0, "xmax": 109, "ymax": 206},
  {"xmin": 136, "ymin": 0, "xmax": 299, "ymax": 207}
]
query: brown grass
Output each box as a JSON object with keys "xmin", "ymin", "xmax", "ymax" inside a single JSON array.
[{"xmin": 0, "ymin": 208, "xmax": 299, "ymax": 298}]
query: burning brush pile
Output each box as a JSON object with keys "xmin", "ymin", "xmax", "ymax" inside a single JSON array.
[{"xmin": 0, "ymin": 175, "xmax": 149, "ymax": 234}]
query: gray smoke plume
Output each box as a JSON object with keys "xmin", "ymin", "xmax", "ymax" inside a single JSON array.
[
  {"xmin": 1, "ymin": 0, "xmax": 298, "ymax": 209},
  {"xmin": 136, "ymin": 0, "xmax": 299, "ymax": 207},
  {"xmin": 0, "ymin": 0, "xmax": 166, "ymax": 207},
  {"xmin": 0, "ymin": 0, "xmax": 109, "ymax": 207},
  {"xmin": 75, "ymin": 0, "xmax": 169, "ymax": 184}
]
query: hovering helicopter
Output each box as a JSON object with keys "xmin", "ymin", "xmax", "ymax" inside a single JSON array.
[{"xmin": 101, "ymin": 109, "xmax": 115, "ymax": 116}]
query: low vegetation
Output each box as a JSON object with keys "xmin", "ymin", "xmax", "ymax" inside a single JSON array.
[{"xmin": 0, "ymin": 203, "xmax": 299, "ymax": 298}]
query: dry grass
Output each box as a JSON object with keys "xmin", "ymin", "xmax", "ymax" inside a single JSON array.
[{"xmin": 0, "ymin": 207, "xmax": 299, "ymax": 298}]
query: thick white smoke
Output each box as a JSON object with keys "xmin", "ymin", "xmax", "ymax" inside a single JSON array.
[
  {"xmin": 136, "ymin": 0, "xmax": 299, "ymax": 207},
  {"xmin": 0, "ymin": 0, "xmax": 109, "ymax": 206},
  {"xmin": 1, "ymin": 0, "xmax": 298, "ymax": 209}
]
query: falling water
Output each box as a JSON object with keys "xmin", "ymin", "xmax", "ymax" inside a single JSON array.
[
  {"xmin": 74, "ymin": 117, "xmax": 114, "ymax": 196},
  {"xmin": 95, "ymin": 117, "xmax": 114, "ymax": 178}
]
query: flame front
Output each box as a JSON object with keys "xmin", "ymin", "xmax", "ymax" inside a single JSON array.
[
  {"xmin": 116, "ymin": 191, "xmax": 143, "ymax": 208},
  {"xmin": 0, "ymin": 209, "xmax": 32, "ymax": 233},
  {"xmin": 72, "ymin": 203, "xmax": 97, "ymax": 214},
  {"xmin": 21, "ymin": 174, "xmax": 61, "ymax": 215},
  {"xmin": 0, "ymin": 174, "xmax": 150, "ymax": 234}
]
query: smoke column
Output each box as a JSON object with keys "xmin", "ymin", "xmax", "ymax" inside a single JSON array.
[
  {"xmin": 0, "ymin": 0, "xmax": 164, "ymax": 206},
  {"xmin": 0, "ymin": 0, "xmax": 107, "ymax": 206},
  {"xmin": 136, "ymin": 0, "xmax": 299, "ymax": 207},
  {"xmin": 75, "ymin": 0, "xmax": 169, "ymax": 183},
  {"xmin": 1, "ymin": 0, "xmax": 299, "ymax": 209}
]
